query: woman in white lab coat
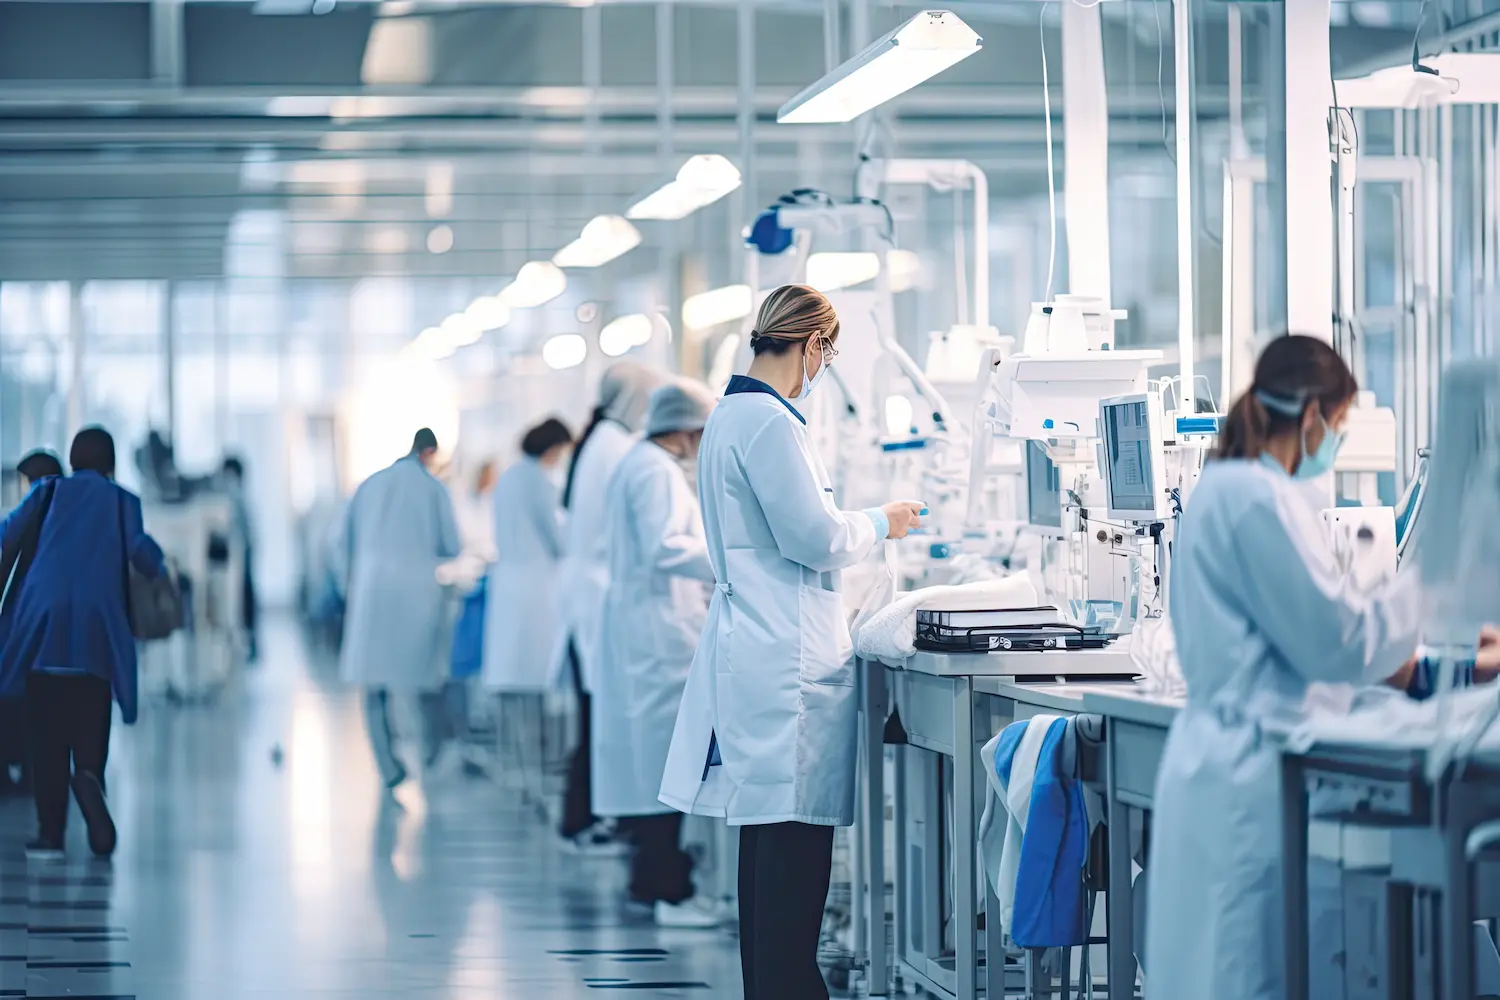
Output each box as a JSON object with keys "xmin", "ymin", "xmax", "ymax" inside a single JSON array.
[
  {"xmin": 593, "ymin": 380, "xmax": 719, "ymax": 928},
  {"xmin": 480, "ymin": 419, "xmax": 572, "ymax": 693},
  {"xmin": 554, "ymin": 361, "xmax": 667, "ymax": 847},
  {"xmin": 658, "ymin": 285, "xmax": 924, "ymax": 1000},
  {"xmin": 1145, "ymin": 335, "xmax": 1423, "ymax": 1000}
]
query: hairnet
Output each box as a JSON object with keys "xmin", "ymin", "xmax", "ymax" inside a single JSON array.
[
  {"xmin": 598, "ymin": 361, "xmax": 666, "ymax": 432},
  {"xmin": 645, "ymin": 380, "xmax": 717, "ymax": 438}
]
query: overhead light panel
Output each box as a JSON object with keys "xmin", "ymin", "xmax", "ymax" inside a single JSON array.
[
  {"xmin": 542, "ymin": 333, "xmax": 589, "ymax": 370},
  {"xmin": 807, "ymin": 251, "xmax": 882, "ymax": 292},
  {"xmin": 427, "ymin": 225, "xmax": 454, "ymax": 255},
  {"xmin": 777, "ymin": 10, "xmax": 982, "ymax": 124},
  {"xmin": 599, "ymin": 313, "xmax": 656, "ymax": 357},
  {"xmin": 409, "ymin": 326, "xmax": 455, "ymax": 361},
  {"xmin": 553, "ymin": 215, "xmax": 642, "ymax": 268},
  {"xmin": 464, "ymin": 295, "xmax": 511, "ymax": 333},
  {"xmin": 500, "ymin": 261, "xmax": 568, "ymax": 308},
  {"xmin": 627, "ymin": 155, "xmax": 742, "ymax": 221},
  {"xmin": 440, "ymin": 312, "xmax": 483, "ymax": 348},
  {"xmin": 683, "ymin": 284, "xmax": 753, "ymax": 332}
]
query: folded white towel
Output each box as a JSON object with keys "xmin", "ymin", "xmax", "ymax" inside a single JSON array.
[{"xmin": 854, "ymin": 575, "xmax": 1041, "ymax": 666}]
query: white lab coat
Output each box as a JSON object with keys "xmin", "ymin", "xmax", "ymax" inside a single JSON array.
[
  {"xmin": 1144, "ymin": 456, "xmax": 1421, "ymax": 1000},
  {"xmin": 592, "ymin": 440, "xmax": 715, "ymax": 818},
  {"xmin": 659, "ymin": 385, "xmax": 881, "ymax": 826},
  {"xmin": 548, "ymin": 420, "xmax": 637, "ymax": 692},
  {"xmin": 482, "ymin": 457, "xmax": 564, "ymax": 693},
  {"xmin": 335, "ymin": 455, "xmax": 462, "ymax": 692}
]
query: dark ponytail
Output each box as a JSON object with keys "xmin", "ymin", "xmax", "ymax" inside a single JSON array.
[
  {"xmin": 561, "ymin": 405, "xmax": 606, "ymax": 509},
  {"xmin": 1216, "ymin": 334, "xmax": 1359, "ymax": 461}
]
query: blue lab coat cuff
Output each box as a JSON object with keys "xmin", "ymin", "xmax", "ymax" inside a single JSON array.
[{"xmin": 863, "ymin": 507, "xmax": 889, "ymax": 541}]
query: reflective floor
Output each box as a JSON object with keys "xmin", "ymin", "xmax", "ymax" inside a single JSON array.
[{"xmin": 0, "ymin": 621, "xmax": 743, "ymax": 999}]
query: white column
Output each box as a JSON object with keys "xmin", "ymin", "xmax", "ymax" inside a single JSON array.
[
  {"xmin": 1061, "ymin": 0, "xmax": 1111, "ymax": 303},
  {"xmin": 1173, "ymin": 0, "xmax": 1197, "ymax": 408},
  {"xmin": 1284, "ymin": 0, "xmax": 1334, "ymax": 341},
  {"xmin": 67, "ymin": 281, "xmax": 85, "ymax": 436}
]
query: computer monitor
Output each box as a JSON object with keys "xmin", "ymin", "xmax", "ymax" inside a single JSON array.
[
  {"xmin": 1025, "ymin": 441, "xmax": 1063, "ymax": 530},
  {"xmin": 1099, "ymin": 392, "xmax": 1170, "ymax": 522}
]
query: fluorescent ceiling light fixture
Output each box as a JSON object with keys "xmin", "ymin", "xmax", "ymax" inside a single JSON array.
[
  {"xmin": 464, "ymin": 295, "xmax": 511, "ymax": 333},
  {"xmin": 440, "ymin": 312, "xmax": 483, "ymax": 348},
  {"xmin": 427, "ymin": 224, "xmax": 454, "ymax": 254},
  {"xmin": 426, "ymin": 162, "xmax": 454, "ymax": 218},
  {"xmin": 500, "ymin": 261, "xmax": 568, "ymax": 308},
  {"xmin": 553, "ymin": 215, "xmax": 642, "ymax": 268},
  {"xmin": 599, "ymin": 313, "xmax": 655, "ymax": 357},
  {"xmin": 683, "ymin": 284, "xmax": 753, "ymax": 332},
  {"xmin": 807, "ymin": 251, "xmax": 882, "ymax": 292},
  {"xmin": 778, "ymin": 10, "xmax": 982, "ymax": 124},
  {"xmin": 888, "ymin": 249, "xmax": 922, "ymax": 292},
  {"xmin": 627, "ymin": 155, "xmax": 742, "ymax": 221},
  {"xmin": 410, "ymin": 326, "xmax": 455, "ymax": 361},
  {"xmin": 542, "ymin": 333, "xmax": 588, "ymax": 370}
]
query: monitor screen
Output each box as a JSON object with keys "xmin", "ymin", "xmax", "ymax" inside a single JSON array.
[
  {"xmin": 1025, "ymin": 441, "xmax": 1062, "ymax": 529},
  {"xmin": 1102, "ymin": 399, "xmax": 1155, "ymax": 512}
]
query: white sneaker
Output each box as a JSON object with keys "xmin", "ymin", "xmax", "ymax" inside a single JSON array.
[{"xmin": 654, "ymin": 900, "xmax": 722, "ymax": 929}]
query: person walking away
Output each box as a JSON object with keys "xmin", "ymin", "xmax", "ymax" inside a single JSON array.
[
  {"xmin": 335, "ymin": 428, "xmax": 462, "ymax": 791},
  {"xmin": 435, "ymin": 459, "xmax": 500, "ymax": 775},
  {"xmin": 594, "ymin": 381, "xmax": 719, "ymax": 927},
  {"xmin": 658, "ymin": 285, "xmax": 925, "ymax": 999},
  {"xmin": 220, "ymin": 456, "xmax": 258, "ymax": 663},
  {"xmin": 0, "ymin": 427, "xmax": 168, "ymax": 858},
  {"xmin": 481, "ymin": 420, "xmax": 572, "ymax": 795},
  {"xmin": 553, "ymin": 361, "xmax": 667, "ymax": 852},
  {"xmin": 0, "ymin": 449, "xmax": 65, "ymax": 797}
]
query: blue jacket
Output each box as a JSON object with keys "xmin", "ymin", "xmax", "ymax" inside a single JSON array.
[{"xmin": 0, "ymin": 472, "xmax": 166, "ymax": 724}]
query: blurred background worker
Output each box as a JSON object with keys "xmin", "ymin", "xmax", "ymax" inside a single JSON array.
[
  {"xmin": 594, "ymin": 380, "xmax": 718, "ymax": 928},
  {"xmin": 0, "ymin": 448, "xmax": 65, "ymax": 797},
  {"xmin": 481, "ymin": 418, "xmax": 572, "ymax": 793},
  {"xmin": 0, "ymin": 427, "xmax": 168, "ymax": 859},
  {"xmin": 553, "ymin": 362, "xmax": 666, "ymax": 852},
  {"xmin": 335, "ymin": 427, "xmax": 461, "ymax": 792},
  {"xmin": 219, "ymin": 456, "xmax": 258, "ymax": 663}
]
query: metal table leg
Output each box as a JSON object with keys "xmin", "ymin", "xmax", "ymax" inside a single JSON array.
[
  {"xmin": 1105, "ymin": 732, "xmax": 1135, "ymax": 1000},
  {"xmin": 862, "ymin": 661, "xmax": 890, "ymax": 995},
  {"xmin": 954, "ymin": 676, "xmax": 977, "ymax": 1000},
  {"xmin": 1282, "ymin": 754, "xmax": 1311, "ymax": 1000},
  {"xmin": 1442, "ymin": 800, "xmax": 1475, "ymax": 1000}
]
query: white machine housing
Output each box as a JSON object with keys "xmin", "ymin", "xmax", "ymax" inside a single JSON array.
[
  {"xmin": 1021, "ymin": 294, "xmax": 1129, "ymax": 353},
  {"xmin": 988, "ymin": 350, "xmax": 1163, "ymax": 440},
  {"xmin": 1097, "ymin": 390, "xmax": 1174, "ymax": 522}
]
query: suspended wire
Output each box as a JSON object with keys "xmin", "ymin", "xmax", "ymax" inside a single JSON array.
[{"xmin": 1040, "ymin": 0, "xmax": 1058, "ymax": 304}]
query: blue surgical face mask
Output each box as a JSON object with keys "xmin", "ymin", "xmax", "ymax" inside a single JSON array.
[
  {"xmin": 1294, "ymin": 409, "xmax": 1345, "ymax": 480},
  {"xmin": 799, "ymin": 341, "xmax": 832, "ymax": 400}
]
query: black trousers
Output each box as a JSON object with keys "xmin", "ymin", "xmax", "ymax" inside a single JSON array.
[
  {"xmin": 26, "ymin": 673, "xmax": 112, "ymax": 842},
  {"xmin": 738, "ymin": 821, "xmax": 835, "ymax": 1000},
  {"xmin": 623, "ymin": 813, "xmax": 694, "ymax": 905},
  {"xmin": 560, "ymin": 641, "xmax": 596, "ymax": 838},
  {"xmin": 242, "ymin": 550, "xmax": 258, "ymax": 657}
]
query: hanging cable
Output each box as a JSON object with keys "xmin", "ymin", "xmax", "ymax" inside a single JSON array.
[
  {"xmin": 1153, "ymin": 0, "xmax": 1174, "ymax": 167},
  {"xmin": 1040, "ymin": 0, "xmax": 1058, "ymax": 304}
]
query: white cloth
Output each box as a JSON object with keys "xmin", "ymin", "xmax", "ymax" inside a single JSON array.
[
  {"xmin": 977, "ymin": 713, "xmax": 1061, "ymax": 938},
  {"xmin": 1130, "ymin": 615, "xmax": 1185, "ymax": 699},
  {"xmin": 854, "ymin": 575, "xmax": 1041, "ymax": 666},
  {"xmin": 592, "ymin": 440, "xmax": 715, "ymax": 818},
  {"xmin": 1145, "ymin": 456, "xmax": 1421, "ymax": 1000},
  {"xmin": 482, "ymin": 457, "xmax": 564, "ymax": 693},
  {"xmin": 658, "ymin": 391, "xmax": 881, "ymax": 827},
  {"xmin": 334, "ymin": 455, "xmax": 461, "ymax": 692},
  {"xmin": 548, "ymin": 420, "xmax": 638, "ymax": 693}
]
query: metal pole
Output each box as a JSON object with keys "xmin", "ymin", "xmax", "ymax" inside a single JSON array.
[
  {"xmin": 67, "ymin": 281, "xmax": 84, "ymax": 437},
  {"xmin": 163, "ymin": 279, "xmax": 177, "ymax": 446},
  {"xmin": 823, "ymin": 0, "xmax": 842, "ymax": 73},
  {"xmin": 1173, "ymin": 0, "xmax": 1197, "ymax": 410},
  {"xmin": 737, "ymin": 0, "xmax": 757, "ymax": 276}
]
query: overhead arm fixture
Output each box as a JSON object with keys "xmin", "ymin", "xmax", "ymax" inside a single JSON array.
[{"xmin": 777, "ymin": 10, "xmax": 982, "ymax": 125}]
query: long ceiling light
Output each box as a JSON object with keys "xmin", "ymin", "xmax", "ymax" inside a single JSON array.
[
  {"xmin": 409, "ymin": 325, "xmax": 455, "ymax": 361},
  {"xmin": 500, "ymin": 261, "xmax": 568, "ymax": 308},
  {"xmin": 683, "ymin": 284, "xmax": 753, "ymax": 332},
  {"xmin": 627, "ymin": 155, "xmax": 742, "ymax": 221},
  {"xmin": 440, "ymin": 312, "xmax": 483, "ymax": 348},
  {"xmin": 599, "ymin": 313, "xmax": 656, "ymax": 357},
  {"xmin": 542, "ymin": 333, "xmax": 588, "ymax": 370},
  {"xmin": 553, "ymin": 215, "xmax": 642, "ymax": 268},
  {"xmin": 807, "ymin": 251, "xmax": 882, "ymax": 292},
  {"xmin": 777, "ymin": 10, "xmax": 982, "ymax": 124},
  {"xmin": 464, "ymin": 295, "xmax": 511, "ymax": 332}
]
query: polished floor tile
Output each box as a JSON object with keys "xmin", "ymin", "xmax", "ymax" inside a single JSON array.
[{"xmin": 0, "ymin": 622, "xmax": 742, "ymax": 998}]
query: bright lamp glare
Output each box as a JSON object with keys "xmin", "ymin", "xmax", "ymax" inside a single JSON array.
[
  {"xmin": 884, "ymin": 394, "xmax": 915, "ymax": 436},
  {"xmin": 807, "ymin": 251, "xmax": 882, "ymax": 292},
  {"xmin": 441, "ymin": 312, "xmax": 483, "ymax": 347},
  {"xmin": 542, "ymin": 333, "xmax": 588, "ymax": 370},
  {"xmin": 500, "ymin": 261, "xmax": 568, "ymax": 308},
  {"xmin": 464, "ymin": 295, "xmax": 511, "ymax": 332},
  {"xmin": 778, "ymin": 11, "xmax": 983, "ymax": 125},
  {"xmin": 553, "ymin": 214, "xmax": 642, "ymax": 268},
  {"xmin": 599, "ymin": 313, "xmax": 655, "ymax": 357},
  {"xmin": 683, "ymin": 284, "xmax": 754, "ymax": 332},
  {"xmin": 627, "ymin": 155, "xmax": 742, "ymax": 221},
  {"xmin": 409, "ymin": 326, "xmax": 455, "ymax": 360},
  {"xmin": 887, "ymin": 249, "xmax": 922, "ymax": 292}
]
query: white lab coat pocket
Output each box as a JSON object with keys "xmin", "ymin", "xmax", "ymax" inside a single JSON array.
[{"xmin": 798, "ymin": 584, "xmax": 855, "ymax": 687}]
